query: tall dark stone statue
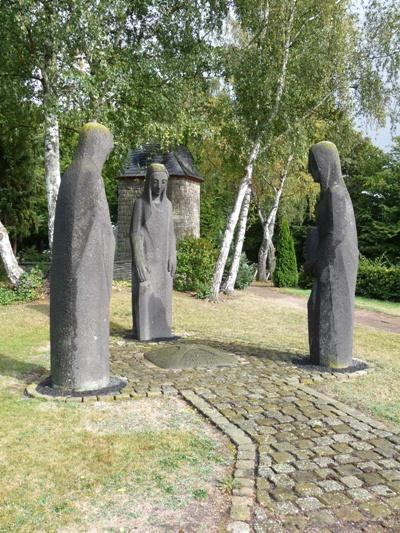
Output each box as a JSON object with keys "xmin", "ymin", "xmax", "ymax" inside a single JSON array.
[
  {"xmin": 130, "ymin": 163, "xmax": 176, "ymax": 341},
  {"xmin": 50, "ymin": 122, "xmax": 115, "ymax": 391},
  {"xmin": 306, "ymin": 141, "xmax": 358, "ymax": 368}
]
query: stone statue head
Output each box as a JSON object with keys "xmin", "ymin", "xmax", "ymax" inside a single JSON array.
[
  {"xmin": 308, "ymin": 141, "xmax": 343, "ymax": 191},
  {"xmin": 75, "ymin": 122, "xmax": 114, "ymax": 168},
  {"xmin": 144, "ymin": 163, "xmax": 169, "ymax": 202}
]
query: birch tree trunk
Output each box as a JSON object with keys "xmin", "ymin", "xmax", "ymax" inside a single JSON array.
[
  {"xmin": 44, "ymin": 112, "xmax": 61, "ymax": 250},
  {"xmin": 210, "ymin": 141, "xmax": 261, "ymax": 300},
  {"xmin": 222, "ymin": 184, "xmax": 252, "ymax": 294},
  {"xmin": 257, "ymin": 154, "xmax": 293, "ymax": 281},
  {"xmin": 0, "ymin": 221, "xmax": 24, "ymax": 285},
  {"xmin": 210, "ymin": 1, "xmax": 297, "ymax": 301}
]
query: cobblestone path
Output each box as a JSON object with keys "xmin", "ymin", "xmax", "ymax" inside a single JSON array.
[{"xmin": 110, "ymin": 340, "xmax": 400, "ymax": 532}]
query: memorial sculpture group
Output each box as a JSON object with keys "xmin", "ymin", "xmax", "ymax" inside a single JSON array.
[{"xmin": 47, "ymin": 126, "xmax": 358, "ymax": 394}]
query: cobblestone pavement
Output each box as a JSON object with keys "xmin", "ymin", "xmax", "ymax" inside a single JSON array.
[{"xmin": 110, "ymin": 338, "xmax": 400, "ymax": 532}]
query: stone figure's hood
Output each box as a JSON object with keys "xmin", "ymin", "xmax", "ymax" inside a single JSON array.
[
  {"xmin": 308, "ymin": 141, "xmax": 344, "ymax": 190},
  {"xmin": 74, "ymin": 122, "xmax": 113, "ymax": 169},
  {"xmin": 142, "ymin": 163, "xmax": 169, "ymax": 224}
]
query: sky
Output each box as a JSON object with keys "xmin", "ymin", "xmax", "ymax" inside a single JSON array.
[
  {"xmin": 357, "ymin": 120, "xmax": 400, "ymax": 152},
  {"xmin": 352, "ymin": 0, "xmax": 399, "ymax": 152}
]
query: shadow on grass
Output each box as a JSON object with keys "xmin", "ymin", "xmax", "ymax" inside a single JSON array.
[
  {"xmin": 0, "ymin": 353, "xmax": 48, "ymax": 383},
  {"xmin": 110, "ymin": 321, "xmax": 131, "ymax": 337},
  {"xmin": 25, "ymin": 303, "xmax": 50, "ymax": 317}
]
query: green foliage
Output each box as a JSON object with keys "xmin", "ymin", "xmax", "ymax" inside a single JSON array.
[
  {"xmin": 224, "ymin": 252, "xmax": 256, "ymax": 290},
  {"xmin": 273, "ymin": 219, "xmax": 298, "ymax": 288},
  {"xmin": 0, "ymin": 106, "xmax": 46, "ymax": 245},
  {"xmin": 0, "ymin": 267, "xmax": 45, "ymax": 306},
  {"xmin": 298, "ymin": 265, "xmax": 313, "ymax": 290},
  {"xmin": 356, "ymin": 256, "xmax": 400, "ymax": 302},
  {"xmin": 298, "ymin": 255, "xmax": 400, "ymax": 302},
  {"xmin": 19, "ymin": 246, "xmax": 51, "ymax": 269},
  {"xmin": 344, "ymin": 137, "xmax": 400, "ymax": 262},
  {"xmin": 174, "ymin": 237, "xmax": 218, "ymax": 298},
  {"xmin": 235, "ymin": 253, "xmax": 256, "ymax": 290}
]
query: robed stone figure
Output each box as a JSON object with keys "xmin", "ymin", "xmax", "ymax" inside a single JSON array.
[
  {"xmin": 130, "ymin": 163, "xmax": 177, "ymax": 341},
  {"xmin": 305, "ymin": 141, "xmax": 358, "ymax": 369},
  {"xmin": 50, "ymin": 122, "xmax": 115, "ymax": 391}
]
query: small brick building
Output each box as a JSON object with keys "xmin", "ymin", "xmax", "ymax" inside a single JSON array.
[{"xmin": 114, "ymin": 144, "xmax": 203, "ymax": 279}]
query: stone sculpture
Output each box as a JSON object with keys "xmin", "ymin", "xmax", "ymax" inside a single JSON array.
[
  {"xmin": 305, "ymin": 141, "xmax": 358, "ymax": 368},
  {"xmin": 130, "ymin": 163, "xmax": 176, "ymax": 341},
  {"xmin": 50, "ymin": 122, "xmax": 115, "ymax": 391}
]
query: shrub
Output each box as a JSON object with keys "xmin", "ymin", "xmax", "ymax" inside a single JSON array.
[
  {"xmin": 0, "ymin": 267, "xmax": 46, "ymax": 306},
  {"xmin": 298, "ymin": 265, "xmax": 314, "ymax": 289},
  {"xmin": 18, "ymin": 246, "xmax": 51, "ymax": 269},
  {"xmin": 174, "ymin": 237, "xmax": 218, "ymax": 297},
  {"xmin": 273, "ymin": 219, "xmax": 298, "ymax": 287},
  {"xmin": 223, "ymin": 252, "xmax": 256, "ymax": 290},
  {"xmin": 356, "ymin": 255, "xmax": 400, "ymax": 301}
]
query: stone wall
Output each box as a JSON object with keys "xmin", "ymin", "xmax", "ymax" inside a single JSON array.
[
  {"xmin": 167, "ymin": 177, "xmax": 200, "ymax": 241},
  {"xmin": 114, "ymin": 176, "xmax": 200, "ymax": 280}
]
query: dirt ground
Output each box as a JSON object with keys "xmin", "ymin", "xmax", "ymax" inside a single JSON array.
[{"xmin": 248, "ymin": 286, "xmax": 400, "ymax": 335}]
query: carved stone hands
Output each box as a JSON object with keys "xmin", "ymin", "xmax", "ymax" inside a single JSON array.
[
  {"xmin": 136, "ymin": 263, "xmax": 149, "ymax": 283},
  {"xmin": 168, "ymin": 257, "xmax": 176, "ymax": 278}
]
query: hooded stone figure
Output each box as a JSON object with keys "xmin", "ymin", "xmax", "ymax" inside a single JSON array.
[
  {"xmin": 130, "ymin": 163, "xmax": 177, "ymax": 341},
  {"xmin": 305, "ymin": 141, "xmax": 358, "ymax": 368},
  {"xmin": 50, "ymin": 122, "xmax": 115, "ymax": 391}
]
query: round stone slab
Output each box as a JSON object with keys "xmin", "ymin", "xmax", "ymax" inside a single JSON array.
[{"xmin": 144, "ymin": 343, "xmax": 239, "ymax": 369}]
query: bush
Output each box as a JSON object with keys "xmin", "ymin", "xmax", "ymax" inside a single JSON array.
[
  {"xmin": 0, "ymin": 267, "xmax": 46, "ymax": 305},
  {"xmin": 18, "ymin": 246, "xmax": 51, "ymax": 270},
  {"xmin": 356, "ymin": 256, "xmax": 400, "ymax": 301},
  {"xmin": 174, "ymin": 237, "xmax": 218, "ymax": 297},
  {"xmin": 298, "ymin": 265, "xmax": 314, "ymax": 289},
  {"xmin": 273, "ymin": 219, "xmax": 298, "ymax": 287},
  {"xmin": 224, "ymin": 252, "xmax": 256, "ymax": 290}
]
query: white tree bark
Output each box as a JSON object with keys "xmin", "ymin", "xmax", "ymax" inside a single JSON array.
[
  {"xmin": 222, "ymin": 184, "xmax": 252, "ymax": 294},
  {"xmin": 257, "ymin": 154, "xmax": 293, "ymax": 281},
  {"xmin": 44, "ymin": 113, "xmax": 61, "ymax": 250},
  {"xmin": 210, "ymin": 1, "xmax": 297, "ymax": 301},
  {"xmin": 0, "ymin": 221, "xmax": 24, "ymax": 285},
  {"xmin": 210, "ymin": 140, "xmax": 261, "ymax": 300}
]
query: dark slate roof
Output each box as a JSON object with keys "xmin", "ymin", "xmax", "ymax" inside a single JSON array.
[{"xmin": 119, "ymin": 144, "xmax": 203, "ymax": 181}]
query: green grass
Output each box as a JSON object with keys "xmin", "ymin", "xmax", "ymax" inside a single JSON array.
[
  {"xmin": 0, "ymin": 297, "xmax": 232, "ymax": 532},
  {"xmin": 112, "ymin": 285, "xmax": 400, "ymax": 428},
  {"xmin": 1, "ymin": 284, "xmax": 400, "ymax": 530},
  {"xmin": 281, "ymin": 287, "xmax": 400, "ymax": 316}
]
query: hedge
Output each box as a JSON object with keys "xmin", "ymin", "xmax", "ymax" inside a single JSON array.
[
  {"xmin": 356, "ymin": 256, "xmax": 400, "ymax": 302},
  {"xmin": 299, "ymin": 256, "xmax": 400, "ymax": 302}
]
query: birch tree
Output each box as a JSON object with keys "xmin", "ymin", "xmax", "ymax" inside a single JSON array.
[
  {"xmin": 0, "ymin": 221, "xmax": 24, "ymax": 285},
  {"xmin": 222, "ymin": 184, "xmax": 252, "ymax": 294},
  {"xmin": 257, "ymin": 154, "xmax": 293, "ymax": 281},
  {"xmin": 0, "ymin": 0, "xmax": 228, "ymax": 249},
  {"xmin": 210, "ymin": 0, "xmax": 355, "ymax": 299},
  {"xmin": 210, "ymin": 0, "xmax": 399, "ymax": 299}
]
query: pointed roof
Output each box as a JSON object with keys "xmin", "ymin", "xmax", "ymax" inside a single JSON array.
[{"xmin": 119, "ymin": 144, "xmax": 203, "ymax": 181}]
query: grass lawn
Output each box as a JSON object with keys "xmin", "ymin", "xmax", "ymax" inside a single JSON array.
[
  {"xmin": 281, "ymin": 286, "xmax": 400, "ymax": 317},
  {"xmin": 0, "ymin": 284, "xmax": 399, "ymax": 530},
  {"xmin": 112, "ymin": 285, "xmax": 400, "ymax": 427},
  {"xmin": 0, "ymin": 295, "xmax": 233, "ymax": 532}
]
